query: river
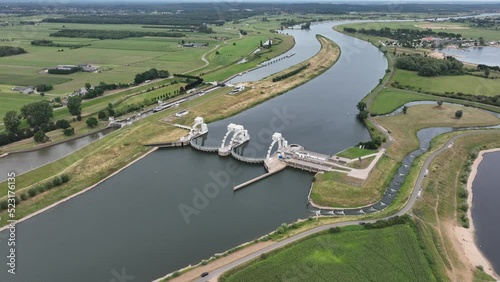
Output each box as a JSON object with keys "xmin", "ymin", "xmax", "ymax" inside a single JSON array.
[
  {"xmin": 0, "ymin": 128, "xmax": 115, "ymax": 183},
  {"xmin": 0, "ymin": 21, "xmax": 387, "ymax": 282},
  {"xmin": 471, "ymin": 151, "xmax": 500, "ymax": 274},
  {"xmin": 439, "ymin": 46, "xmax": 500, "ymax": 67}
]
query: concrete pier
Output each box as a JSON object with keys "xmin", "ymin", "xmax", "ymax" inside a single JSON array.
[{"xmin": 233, "ymin": 155, "xmax": 286, "ymax": 190}]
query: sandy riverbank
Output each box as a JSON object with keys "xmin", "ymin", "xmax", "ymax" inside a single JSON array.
[{"xmin": 454, "ymin": 148, "xmax": 500, "ymax": 280}]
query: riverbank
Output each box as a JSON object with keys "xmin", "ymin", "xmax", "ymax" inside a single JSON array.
[
  {"xmin": 0, "ymin": 35, "xmax": 341, "ymax": 228},
  {"xmin": 456, "ymin": 148, "xmax": 500, "ymax": 280}
]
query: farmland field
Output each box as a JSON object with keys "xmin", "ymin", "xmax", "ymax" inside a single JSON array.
[
  {"xmin": 0, "ymin": 85, "xmax": 48, "ymax": 117},
  {"xmin": 222, "ymin": 224, "xmax": 437, "ymax": 282},
  {"xmin": 392, "ymin": 70, "xmax": 500, "ymax": 97}
]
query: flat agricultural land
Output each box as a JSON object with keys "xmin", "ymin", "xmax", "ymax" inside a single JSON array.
[
  {"xmin": 393, "ymin": 70, "xmax": 500, "ymax": 97},
  {"xmin": 221, "ymin": 225, "xmax": 437, "ymax": 282},
  {"xmin": 0, "ymin": 85, "xmax": 48, "ymax": 117},
  {"xmin": 0, "ymin": 15, "xmax": 294, "ymax": 126}
]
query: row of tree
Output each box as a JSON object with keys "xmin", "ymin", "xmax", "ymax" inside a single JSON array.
[
  {"xmin": 272, "ymin": 63, "xmax": 309, "ymax": 82},
  {"xmin": 395, "ymin": 54, "xmax": 464, "ymax": 77},
  {"xmin": 50, "ymin": 29, "xmax": 185, "ymax": 40},
  {"xmin": 31, "ymin": 39, "xmax": 91, "ymax": 49},
  {"xmin": 0, "ymin": 46, "xmax": 26, "ymax": 57}
]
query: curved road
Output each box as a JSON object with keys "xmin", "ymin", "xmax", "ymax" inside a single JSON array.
[{"xmin": 195, "ymin": 131, "xmax": 478, "ymax": 282}]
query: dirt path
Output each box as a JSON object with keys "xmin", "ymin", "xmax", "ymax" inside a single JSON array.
[{"xmin": 183, "ymin": 44, "xmax": 220, "ymax": 75}]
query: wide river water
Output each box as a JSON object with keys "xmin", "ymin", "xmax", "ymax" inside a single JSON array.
[
  {"xmin": 0, "ymin": 21, "xmax": 387, "ymax": 282},
  {"xmin": 471, "ymin": 151, "xmax": 500, "ymax": 274}
]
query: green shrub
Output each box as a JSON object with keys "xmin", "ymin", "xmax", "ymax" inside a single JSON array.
[
  {"xmin": 28, "ymin": 188, "xmax": 38, "ymax": 197},
  {"xmin": 60, "ymin": 173, "xmax": 71, "ymax": 183},
  {"xmin": 37, "ymin": 184, "xmax": 46, "ymax": 193},
  {"xmin": 52, "ymin": 176, "xmax": 63, "ymax": 186},
  {"xmin": 45, "ymin": 181, "xmax": 54, "ymax": 190},
  {"xmin": 20, "ymin": 193, "xmax": 28, "ymax": 201},
  {"xmin": 0, "ymin": 200, "xmax": 7, "ymax": 210}
]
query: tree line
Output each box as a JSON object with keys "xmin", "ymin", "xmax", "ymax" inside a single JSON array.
[
  {"xmin": 50, "ymin": 29, "xmax": 185, "ymax": 40},
  {"xmin": 0, "ymin": 46, "xmax": 26, "ymax": 57},
  {"xmin": 395, "ymin": 54, "xmax": 464, "ymax": 77},
  {"xmin": 272, "ymin": 63, "xmax": 309, "ymax": 82},
  {"xmin": 31, "ymin": 39, "xmax": 91, "ymax": 49}
]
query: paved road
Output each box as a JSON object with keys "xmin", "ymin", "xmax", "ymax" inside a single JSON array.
[{"xmin": 195, "ymin": 131, "xmax": 477, "ymax": 282}]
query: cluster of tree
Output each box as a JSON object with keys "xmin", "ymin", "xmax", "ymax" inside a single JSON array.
[
  {"xmin": 50, "ymin": 29, "xmax": 184, "ymax": 40},
  {"xmin": 31, "ymin": 39, "xmax": 91, "ymax": 49},
  {"xmin": 477, "ymin": 64, "xmax": 500, "ymax": 72},
  {"xmin": 272, "ymin": 63, "xmax": 309, "ymax": 82},
  {"xmin": 239, "ymin": 29, "xmax": 247, "ymax": 35},
  {"xmin": 135, "ymin": 68, "xmax": 170, "ymax": 85},
  {"xmin": 197, "ymin": 24, "xmax": 214, "ymax": 34},
  {"xmin": 0, "ymin": 46, "xmax": 27, "ymax": 57},
  {"xmin": 301, "ymin": 22, "xmax": 311, "ymax": 30},
  {"xmin": 86, "ymin": 117, "xmax": 98, "ymax": 128},
  {"xmin": 173, "ymin": 74, "xmax": 203, "ymax": 93},
  {"xmin": 395, "ymin": 54, "xmax": 464, "ymax": 77},
  {"xmin": 36, "ymin": 84, "xmax": 53, "ymax": 92},
  {"xmin": 0, "ymin": 173, "xmax": 71, "ymax": 212},
  {"xmin": 1, "ymin": 107, "xmax": 74, "ymax": 146},
  {"xmin": 67, "ymin": 96, "xmax": 82, "ymax": 115},
  {"xmin": 20, "ymin": 101, "xmax": 53, "ymax": 127},
  {"xmin": 357, "ymin": 136, "xmax": 383, "ymax": 150}
]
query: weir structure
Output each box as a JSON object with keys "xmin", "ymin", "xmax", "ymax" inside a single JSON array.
[{"xmin": 218, "ymin": 123, "xmax": 250, "ymax": 156}]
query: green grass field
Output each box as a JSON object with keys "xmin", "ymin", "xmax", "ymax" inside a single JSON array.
[
  {"xmin": 222, "ymin": 224, "xmax": 437, "ymax": 282},
  {"xmin": 336, "ymin": 147, "xmax": 376, "ymax": 159},
  {"xmin": 0, "ymin": 85, "xmax": 48, "ymax": 117},
  {"xmin": 393, "ymin": 70, "xmax": 500, "ymax": 97},
  {"xmin": 370, "ymin": 88, "xmax": 439, "ymax": 115}
]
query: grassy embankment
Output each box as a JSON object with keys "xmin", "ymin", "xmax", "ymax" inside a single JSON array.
[
  {"xmin": 220, "ymin": 224, "xmax": 437, "ymax": 282},
  {"xmin": 311, "ymin": 104, "xmax": 500, "ymax": 208},
  {"xmin": 336, "ymin": 147, "xmax": 376, "ymax": 159},
  {"xmin": 0, "ymin": 35, "xmax": 341, "ymax": 228}
]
